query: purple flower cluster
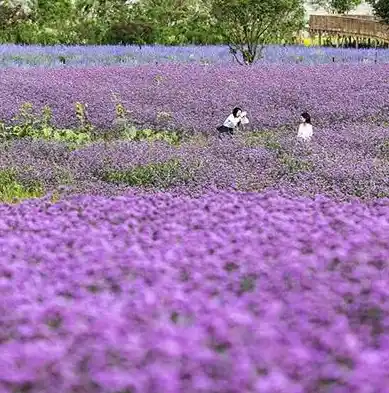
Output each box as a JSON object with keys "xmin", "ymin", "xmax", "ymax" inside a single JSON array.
[
  {"xmin": 0, "ymin": 191, "xmax": 389, "ymax": 393},
  {"xmin": 1, "ymin": 44, "xmax": 389, "ymax": 67},
  {"xmin": 1, "ymin": 63, "xmax": 388, "ymax": 132}
]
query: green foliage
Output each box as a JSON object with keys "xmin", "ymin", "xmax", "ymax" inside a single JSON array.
[
  {"xmin": 0, "ymin": 0, "xmax": 309, "ymax": 45},
  {"xmin": 245, "ymin": 130, "xmax": 284, "ymax": 154},
  {"xmin": 105, "ymin": 20, "xmax": 155, "ymax": 46},
  {"xmin": 379, "ymin": 140, "xmax": 389, "ymax": 159},
  {"xmin": 0, "ymin": 1, "xmax": 29, "ymax": 43},
  {"xmin": 309, "ymin": 0, "xmax": 362, "ymax": 14},
  {"xmin": 74, "ymin": 102, "xmax": 94, "ymax": 134},
  {"xmin": 0, "ymin": 169, "xmax": 43, "ymax": 203},
  {"xmin": 122, "ymin": 127, "xmax": 182, "ymax": 145},
  {"xmin": 103, "ymin": 160, "xmax": 192, "ymax": 188},
  {"xmin": 51, "ymin": 129, "xmax": 92, "ymax": 145},
  {"xmin": 74, "ymin": 0, "xmax": 136, "ymax": 44},
  {"xmin": 210, "ymin": 0, "xmax": 305, "ymax": 64},
  {"xmin": 239, "ymin": 274, "xmax": 257, "ymax": 295},
  {"xmin": 279, "ymin": 154, "xmax": 313, "ymax": 174},
  {"xmin": 245, "ymin": 130, "xmax": 313, "ymax": 175},
  {"xmin": 0, "ymin": 0, "xmax": 223, "ymax": 45},
  {"xmin": 0, "ymin": 102, "xmax": 92, "ymax": 145},
  {"xmin": 0, "ymin": 0, "xmax": 122, "ymax": 44},
  {"xmin": 129, "ymin": 0, "xmax": 219, "ymax": 45},
  {"xmin": 112, "ymin": 95, "xmax": 182, "ymax": 145},
  {"xmin": 367, "ymin": 0, "xmax": 389, "ymax": 25},
  {"xmin": 0, "ymin": 99, "xmax": 183, "ymax": 146}
]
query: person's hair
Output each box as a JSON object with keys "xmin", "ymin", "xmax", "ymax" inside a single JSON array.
[
  {"xmin": 232, "ymin": 107, "xmax": 242, "ymax": 117},
  {"xmin": 301, "ymin": 112, "xmax": 311, "ymax": 124}
]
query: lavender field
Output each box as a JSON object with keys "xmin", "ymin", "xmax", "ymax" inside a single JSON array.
[
  {"xmin": 1, "ymin": 63, "xmax": 389, "ymax": 131},
  {"xmin": 1, "ymin": 44, "xmax": 389, "ymax": 67},
  {"xmin": 1, "ymin": 45, "xmax": 389, "ymax": 393}
]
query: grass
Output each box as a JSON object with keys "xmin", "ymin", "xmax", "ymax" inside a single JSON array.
[
  {"xmin": 103, "ymin": 159, "xmax": 193, "ymax": 188},
  {"xmin": 244, "ymin": 130, "xmax": 284, "ymax": 153},
  {"xmin": 379, "ymin": 140, "xmax": 389, "ymax": 160},
  {"xmin": 0, "ymin": 169, "xmax": 43, "ymax": 203},
  {"xmin": 279, "ymin": 154, "xmax": 314, "ymax": 175},
  {"xmin": 121, "ymin": 127, "xmax": 182, "ymax": 146},
  {"xmin": 244, "ymin": 130, "xmax": 314, "ymax": 175}
]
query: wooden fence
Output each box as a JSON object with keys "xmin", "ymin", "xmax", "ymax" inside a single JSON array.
[{"xmin": 309, "ymin": 14, "xmax": 389, "ymax": 46}]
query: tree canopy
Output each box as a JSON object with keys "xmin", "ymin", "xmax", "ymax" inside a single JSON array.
[
  {"xmin": 367, "ymin": 0, "xmax": 389, "ymax": 24},
  {"xmin": 211, "ymin": 0, "xmax": 305, "ymax": 64},
  {"xmin": 309, "ymin": 0, "xmax": 362, "ymax": 14},
  {"xmin": 0, "ymin": 0, "xmax": 306, "ymax": 48}
]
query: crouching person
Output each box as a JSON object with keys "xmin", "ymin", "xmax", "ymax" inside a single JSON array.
[{"xmin": 217, "ymin": 107, "xmax": 249, "ymax": 138}]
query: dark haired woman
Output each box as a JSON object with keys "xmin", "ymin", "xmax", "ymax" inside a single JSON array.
[
  {"xmin": 217, "ymin": 107, "xmax": 248, "ymax": 137},
  {"xmin": 297, "ymin": 112, "xmax": 313, "ymax": 141}
]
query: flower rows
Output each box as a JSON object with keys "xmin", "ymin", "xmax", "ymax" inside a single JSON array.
[
  {"xmin": 0, "ymin": 191, "xmax": 389, "ymax": 392},
  {"xmin": 1, "ymin": 121, "xmax": 388, "ymax": 200},
  {"xmin": 1, "ymin": 63, "xmax": 388, "ymax": 132},
  {"xmin": 1, "ymin": 44, "xmax": 389, "ymax": 67},
  {"xmin": 1, "ymin": 51, "xmax": 389, "ymax": 393}
]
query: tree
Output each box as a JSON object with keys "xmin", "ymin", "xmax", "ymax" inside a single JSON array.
[
  {"xmin": 0, "ymin": 1, "xmax": 28, "ymax": 29},
  {"xmin": 0, "ymin": 1, "xmax": 30, "ymax": 42},
  {"xmin": 75, "ymin": 0, "xmax": 129, "ymax": 22},
  {"xmin": 128, "ymin": 0, "xmax": 216, "ymax": 44},
  {"xmin": 30, "ymin": 0, "xmax": 74, "ymax": 23},
  {"xmin": 367, "ymin": 0, "xmax": 389, "ymax": 24},
  {"xmin": 210, "ymin": 0, "xmax": 305, "ymax": 65},
  {"xmin": 72, "ymin": 0, "xmax": 130, "ymax": 43},
  {"xmin": 21, "ymin": 0, "xmax": 85, "ymax": 44},
  {"xmin": 309, "ymin": 0, "xmax": 362, "ymax": 14},
  {"xmin": 105, "ymin": 20, "xmax": 155, "ymax": 46}
]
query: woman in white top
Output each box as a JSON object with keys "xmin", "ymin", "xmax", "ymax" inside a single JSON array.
[
  {"xmin": 297, "ymin": 112, "xmax": 313, "ymax": 142},
  {"xmin": 217, "ymin": 107, "xmax": 249, "ymax": 138}
]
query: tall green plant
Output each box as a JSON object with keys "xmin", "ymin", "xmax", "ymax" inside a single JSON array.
[{"xmin": 0, "ymin": 102, "xmax": 92, "ymax": 145}]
